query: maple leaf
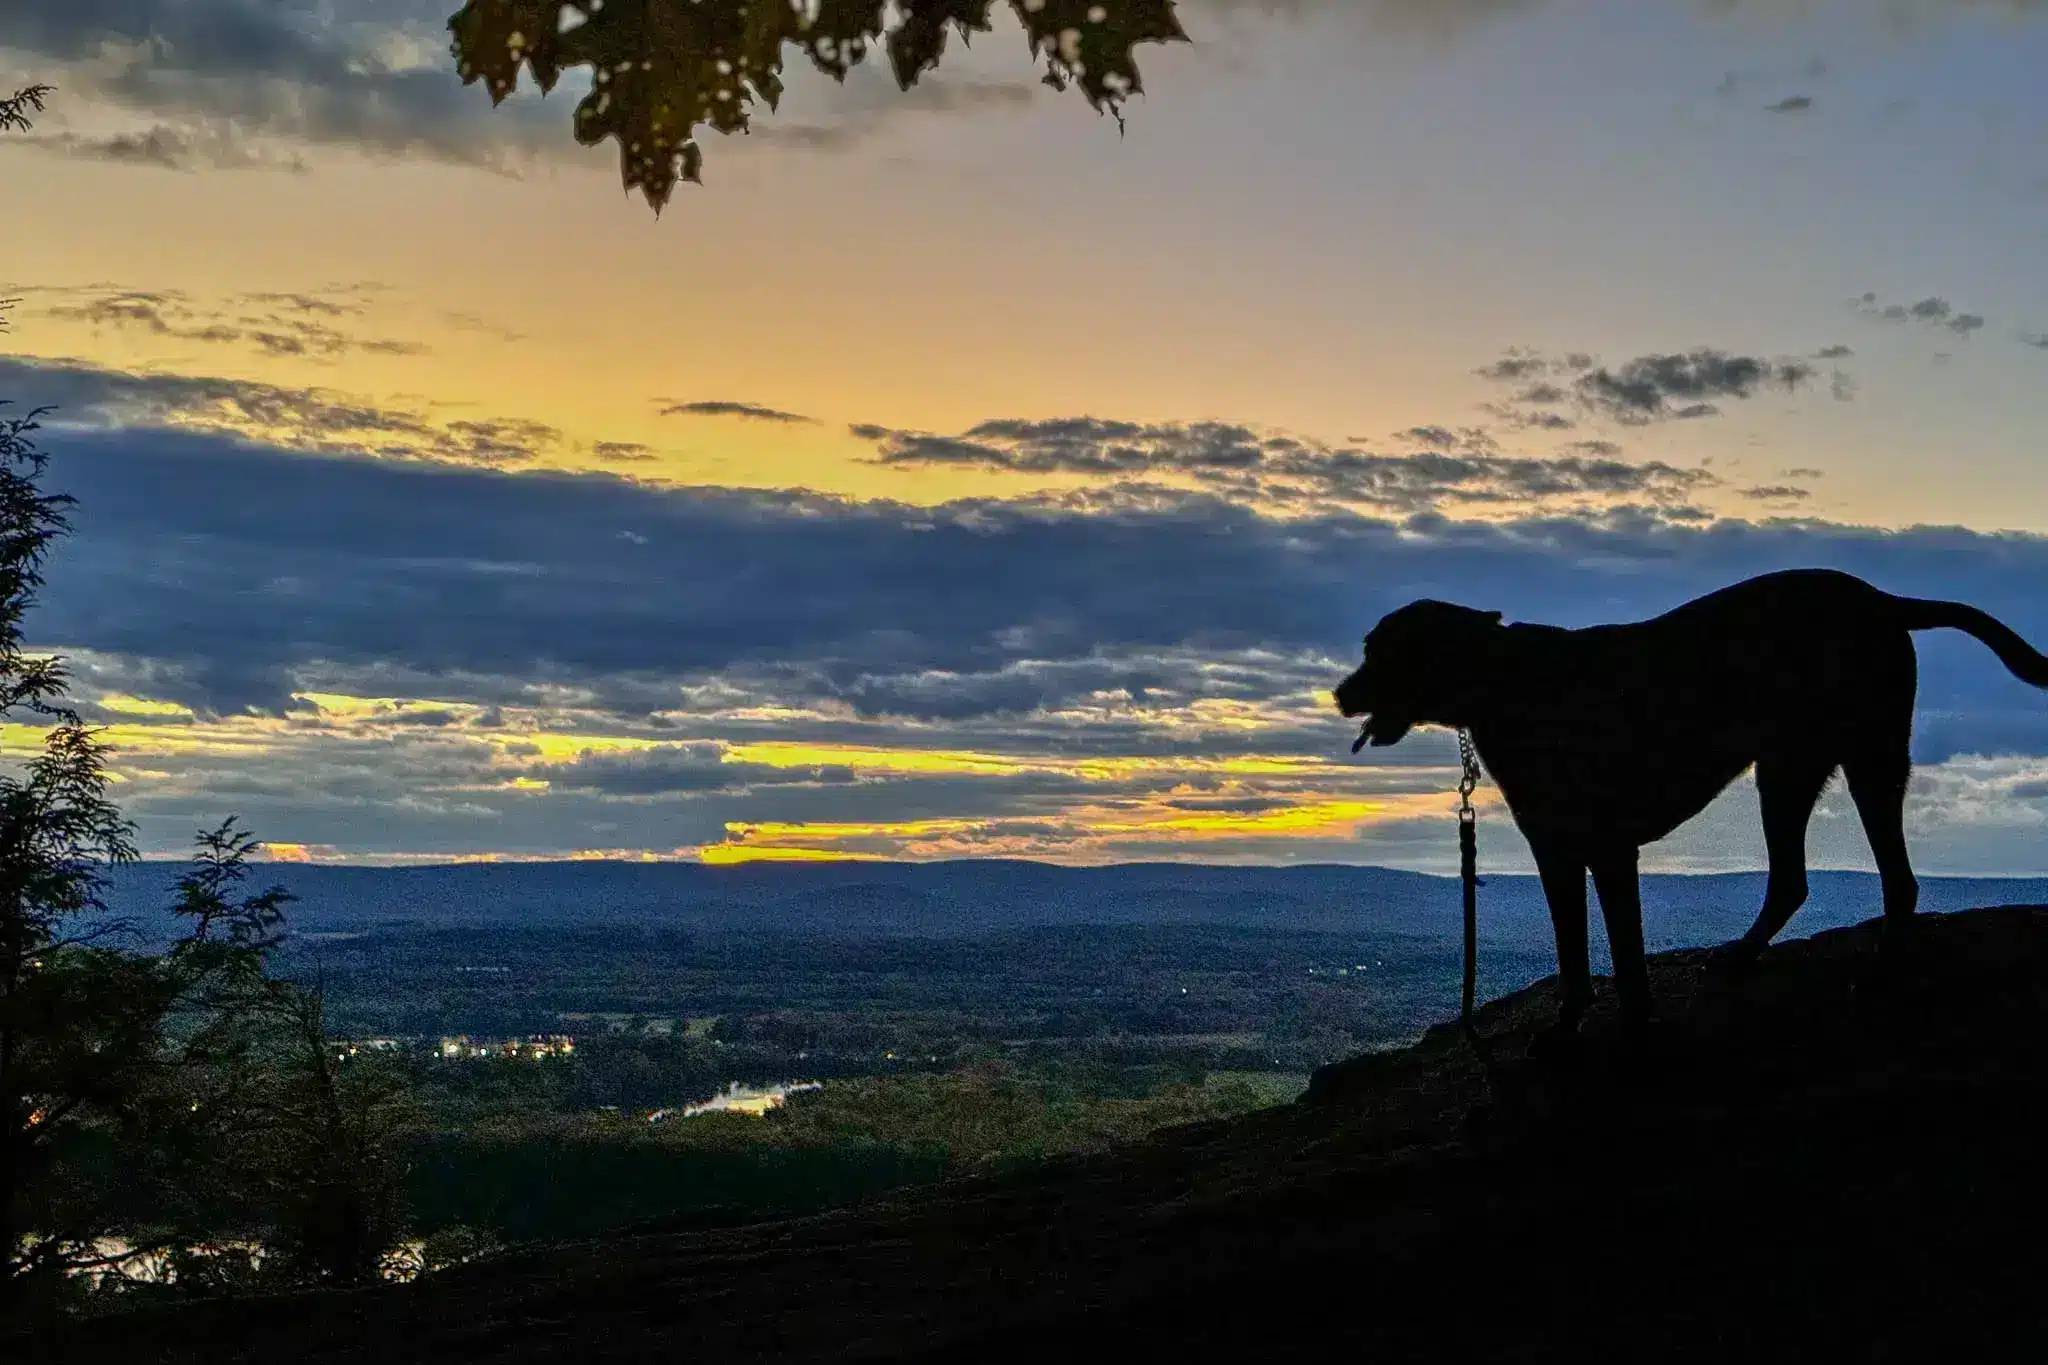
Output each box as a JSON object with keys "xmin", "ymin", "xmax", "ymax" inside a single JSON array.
[
  {"xmin": 448, "ymin": 0, "xmax": 1190, "ymax": 213},
  {"xmin": 792, "ymin": 1, "xmax": 890, "ymax": 81},
  {"xmin": 449, "ymin": 0, "xmax": 567, "ymax": 102},
  {"xmin": 1011, "ymin": 0, "xmax": 1187, "ymax": 127},
  {"xmin": 888, "ymin": 1, "xmax": 1000, "ymax": 90},
  {"xmin": 552, "ymin": 0, "xmax": 760, "ymax": 210}
]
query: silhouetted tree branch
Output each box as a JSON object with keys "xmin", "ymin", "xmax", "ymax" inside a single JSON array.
[
  {"xmin": 0, "ymin": 86, "xmax": 50, "ymax": 135},
  {"xmin": 447, "ymin": 1, "xmax": 1188, "ymax": 210}
]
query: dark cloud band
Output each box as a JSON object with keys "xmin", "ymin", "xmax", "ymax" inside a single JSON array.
[{"xmin": 23, "ymin": 415, "xmax": 2048, "ymax": 770}]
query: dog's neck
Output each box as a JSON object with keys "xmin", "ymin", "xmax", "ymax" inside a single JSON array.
[{"xmin": 1430, "ymin": 622, "xmax": 1527, "ymax": 729}]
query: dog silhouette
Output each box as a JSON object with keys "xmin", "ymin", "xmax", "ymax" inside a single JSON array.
[{"xmin": 1334, "ymin": 568, "xmax": 2048, "ymax": 1053}]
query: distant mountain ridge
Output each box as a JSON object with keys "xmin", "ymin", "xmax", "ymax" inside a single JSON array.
[{"xmin": 97, "ymin": 859, "xmax": 2048, "ymax": 956}]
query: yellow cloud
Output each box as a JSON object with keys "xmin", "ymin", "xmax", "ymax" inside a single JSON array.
[
  {"xmin": 4, "ymin": 719, "xmax": 286, "ymax": 759},
  {"xmin": 1067, "ymin": 755, "xmax": 1328, "ymax": 780},
  {"xmin": 698, "ymin": 796, "xmax": 1403, "ymax": 864},
  {"xmin": 722, "ymin": 816, "xmax": 983, "ymax": 843},
  {"xmin": 697, "ymin": 844, "xmax": 889, "ymax": 866},
  {"xmin": 724, "ymin": 742, "xmax": 1025, "ymax": 775},
  {"xmin": 724, "ymin": 741, "xmax": 1330, "ymax": 782},
  {"xmin": 498, "ymin": 732, "xmax": 676, "ymax": 764},
  {"xmin": 1084, "ymin": 798, "xmax": 1384, "ymax": 837},
  {"xmin": 97, "ymin": 694, "xmax": 196, "ymax": 719}
]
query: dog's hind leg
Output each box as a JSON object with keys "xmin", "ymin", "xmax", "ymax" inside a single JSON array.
[
  {"xmin": 1730, "ymin": 753, "xmax": 1836, "ymax": 960},
  {"xmin": 1845, "ymin": 741, "xmax": 1918, "ymax": 950}
]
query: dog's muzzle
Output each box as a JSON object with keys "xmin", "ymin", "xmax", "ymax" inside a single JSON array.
[
  {"xmin": 1342, "ymin": 710, "xmax": 1414, "ymax": 750},
  {"xmin": 1333, "ymin": 679, "xmax": 1373, "ymax": 752}
]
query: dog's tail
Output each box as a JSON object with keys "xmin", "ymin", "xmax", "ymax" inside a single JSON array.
[{"xmin": 1894, "ymin": 596, "xmax": 2048, "ymax": 688}]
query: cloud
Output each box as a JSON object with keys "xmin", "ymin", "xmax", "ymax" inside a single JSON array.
[
  {"xmin": 0, "ymin": 1, "xmax": 570, "ymax": 172},
  {"xmin": 1474, "ymin": 349, "xmax": 1567, "ymax": 383},
  {"xmin": 0, "ymin": 3, "xmax": 1047, "ymax": 177},
  {"xmin": 856, "ymin": 415, "xmax": 1715, "ymax": 515},
  {"xmin": 534, "ymin": 744, "xmax": 859, "ymax": 797},
  {"xmin": 22, "ymin": 121, "xmax": 310, "ymax": 172},
  {"xmin": 24, "ymin": 284, "xmax": 426, "ymax": 361},
  {"xmin": 1569, "ymin": 350, "xmax": 1816, "ymax": 424},
  {"xmin": 12, "ymin": 1, "xmax": 2044, "ymax": 180},
  {"xmin": 829, "ymin": 654, "xmax": 1206, "ymax": 722},
  {"xmin": 22, "ymin": 415, "xmax": 2046, "ymax": 756},
  {"xmin": 11, "ymin": 396, "xmax": 2048, "ymax": 867},
  {"xmin": 1201, "ymin": 0, "xmax": 2048, "ymax": 37},
  {"xmin": 659, "ymin": 400, "xmax": 813, "ymax": 424},
  {"xmin": 1504, "ymin": 408, "xmax": 1576, "ymax": 431},
  {"xmin": 744, "ymin": 76, "xmax": 1040, "ymax": 150},
  {"xmin": 1476, "ymin": 346, "xmax": 1821, "ymax": 427},
  {"xmin": 1856, "ymin": 292, "xmax": 1989, "ymax": 337},
  {"xmin": 0, "ymin": 353, "xmax": 557, "ymax": 467},
  {"xmin": 1395, "ymin": 425, "xmax": 1467, "ymax": 449}
]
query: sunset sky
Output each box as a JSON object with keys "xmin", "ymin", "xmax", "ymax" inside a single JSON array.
[{"xmin": 4, "ymin": 0, "xmax": 2048, "ymax": 873}]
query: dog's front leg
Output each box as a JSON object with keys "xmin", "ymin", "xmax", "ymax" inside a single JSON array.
[
  {"xmin": 1531, "ymin": 845, "xmax": 1592, "ymax": 1060},
  {"xmin": 1590, "ymin": 846, "xmax": 1653, "ymax": 1031}
]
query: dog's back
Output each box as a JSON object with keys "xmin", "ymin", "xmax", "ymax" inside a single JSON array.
[{"xmin": 1475, "ymin": 569, "xmax": 1917, "ymax": 846}]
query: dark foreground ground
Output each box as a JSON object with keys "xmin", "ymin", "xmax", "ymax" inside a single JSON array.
[{"xmin": 32, "ymin": 906, "xmax": 2048, "ymax": 1362}]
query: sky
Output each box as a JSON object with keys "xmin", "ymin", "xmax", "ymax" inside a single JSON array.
[{"xmin": 3, "ymin": 0, "xmax": 2048, "ymax": 873}]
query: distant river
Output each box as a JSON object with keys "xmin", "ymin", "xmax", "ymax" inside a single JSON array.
[{"xmin": 648, "ymin": 1081, "xmax": 823, "ymax": 1124}]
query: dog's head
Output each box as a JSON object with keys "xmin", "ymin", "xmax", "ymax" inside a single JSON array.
[{"xmin": 1333, "ymin": 599, "xmax": 1504, "ymax": 748}]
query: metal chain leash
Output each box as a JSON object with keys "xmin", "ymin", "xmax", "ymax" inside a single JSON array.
[
  {"xmin": 1457, "ymin": 728, "xmax": 1481, "ymax": 825},
  {"xmin": 1455, "ymin": 728, "xmax": 1489, "ymax": 1057}
]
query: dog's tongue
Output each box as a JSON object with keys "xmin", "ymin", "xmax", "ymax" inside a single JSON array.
[{"xmin": 1350, "ymin": 722, "xmax": 1371, "ymax": 754}]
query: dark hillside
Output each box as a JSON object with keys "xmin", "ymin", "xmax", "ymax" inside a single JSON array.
[{"xmin": 31, "ymin": 905, "xmax": 2048, "ymax": 1362}]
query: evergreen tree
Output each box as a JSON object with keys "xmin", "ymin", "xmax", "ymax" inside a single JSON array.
[{"xmin": 0, "ymin": 90, "xmax": 409, "ymax": 1311}]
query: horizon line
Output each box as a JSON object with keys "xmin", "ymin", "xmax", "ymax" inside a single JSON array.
[{"xmin": 112, "ymin": 855, "xmax": 2048, "ymax": 881}]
